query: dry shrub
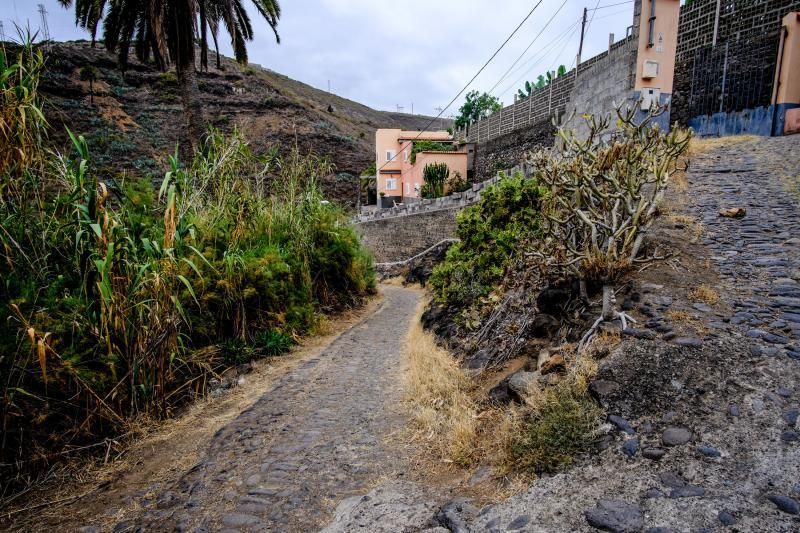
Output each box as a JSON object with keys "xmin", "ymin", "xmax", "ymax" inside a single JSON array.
[
  {"xmin": 404, "ymin": 300, "xmax": 478, "ymax": 466},
  {"xmin": 690, "ymin": 285, "xmax": 720, "ymax": 304},
  {"xmin": 667, "ymin": 214, "xmax": 703, "ymax": 242},
  {"xmin": 687, "ymin": 135, "xmax": 759, "ymax": 156}
]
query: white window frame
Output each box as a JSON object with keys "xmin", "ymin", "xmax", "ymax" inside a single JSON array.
[
  {"xmin": 386, "ymin": 150, "xmax": 396, "ymax": 162},
  {"xmin": 385, "ymin": 178, "xmax": 397, "ymax": 191},
  {"xmin": 405, "ymin": 182, "xmax": 410, "ymax": 195},
  {"xmin": 403, "ymin": 150, "xmax": 409, "ymax": 161}
]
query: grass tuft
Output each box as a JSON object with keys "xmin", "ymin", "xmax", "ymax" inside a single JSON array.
[
  {"xmin": 689, "ymin": 285, "xmax": 719, "ymax": 305},
  {"xmin": 404, "ymin": 300, "xmax": 478, "ymax": 466}
]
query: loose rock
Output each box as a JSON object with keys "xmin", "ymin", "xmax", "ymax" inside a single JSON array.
[
  {"xmin": 662, "ymin": 426, "xmax": 693, "ymax": 446},
  {"xmin": 584, "ymin": 500, "xmax": 643, "ymax": 533}
]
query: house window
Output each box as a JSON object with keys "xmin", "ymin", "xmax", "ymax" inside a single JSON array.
[
  {"xmin": 405, "ymin": 182, "xmax": 410, "ymax": 194},
  {"xmin": 403, "ymin": 150, "xmax": 409, "ymax": 161},
  {"xmin": 386, "ymin": 150, "xmax": 396, "ymax": 162},
  {"xmin": 386, "ymin": 178, "xmax": 397, "ymax": 190}
]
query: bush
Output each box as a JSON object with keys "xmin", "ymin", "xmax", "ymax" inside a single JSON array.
[
  {"xmin": 0, "ymin": 44, "xmax": 376, "ymax": 487},
  {"xmin": 430, "ymin": 173, "xmax": 544, "ymax": 309},
  {"xmin": 254, "ymin": 329, "xmax": 294, "ymax": 356},
  {"xmin": 410, "ymin": 140, "xmax": 454, "ymax": 164},
  {"xmin": 511, "ymin": 383, "xmax": 601, "ymax": 473}
]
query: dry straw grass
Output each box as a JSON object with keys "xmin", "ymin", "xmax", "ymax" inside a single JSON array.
[
  {"xmin": 404, "ymin": 300, "xmax": 478, "ymax": 466},
  {"xmin": 404, "ymin": 302, "xmax": 610, "ymax": 478},
  {"xmin": 690, "ymin": 285, "xmax": 720, "ymax": 305}
]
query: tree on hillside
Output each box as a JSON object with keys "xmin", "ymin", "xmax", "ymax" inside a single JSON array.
[
  {"xmin": 79, "ymin": 65, "xmax": 98, "ymax": 105},
  {"xmin": 455, "ymin": 90, "xmax": 501, "ymax": 129},
  {"xmin": 59, "ymin": 0, "xmax": 282, "ymax": 146}
]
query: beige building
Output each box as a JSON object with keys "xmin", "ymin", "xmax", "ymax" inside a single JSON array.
[{"xmin": 374, "ymin": 129, "xmax": 468, "ymax": 208}]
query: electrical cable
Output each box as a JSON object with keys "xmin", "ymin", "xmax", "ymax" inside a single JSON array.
[
  {"xmin": 487, "ymin": 0, "xmax": 571, "ymax": 95},
  {"xmin": 375, "ymin": 0, "xmax": 549, "ymax": 174}
]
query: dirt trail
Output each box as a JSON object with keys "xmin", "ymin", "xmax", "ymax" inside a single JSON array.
[{"xmin": 10, "ymin": 286, "xmax": 422, "ymax": 532}]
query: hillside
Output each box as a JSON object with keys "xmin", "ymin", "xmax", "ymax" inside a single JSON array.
[{"xmin": 36, "ymin": 41, "xmax": 446, "ymax": 207}]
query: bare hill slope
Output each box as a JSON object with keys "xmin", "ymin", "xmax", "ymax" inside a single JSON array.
[{"xmin": 37, "ymin": 41, "xmax": 447, "ymax": 207}]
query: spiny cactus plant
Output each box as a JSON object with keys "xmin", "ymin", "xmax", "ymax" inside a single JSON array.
[{"xmin": 526, "ymin": 104, "xmax": 691, "ymax": 350}]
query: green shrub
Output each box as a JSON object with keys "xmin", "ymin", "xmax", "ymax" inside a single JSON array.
[
  {"xmin": 430, "ymin": 173, "xmax": 544, "ymax": 309},
  {"xmin": 254, "ymin": 329, "xmax": 294, "ymax": 356},
  {"xmin": 511, "ymin": 385, "xmax": 602, "ymax": 473},
  {"xmin": 219, "ymin": 338, "xmax": 255, "ymax": 366},
  {"xmin": 410, "ymin": 140, "xmax": 455, "ymax": 164}
]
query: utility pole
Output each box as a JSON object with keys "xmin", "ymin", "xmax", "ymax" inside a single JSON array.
[
  {"xmin": 0, "ymin": 21, "xmax": 5, "ymax": 43},
  {"xmin": 411, "ymin": 102, "xmax": 414, "ymax": 115},
  {"xmin": 327, "ymin": 79, "xmax": 331, "ymax": 93},
  {"xmin": 434, "ymin": 107, "xmax": 444, "ymax": 130},
  {"xmin": 38, "ymin": 3, "xmax": 51, "ymax": 43},
  {"xmin": 577, "ymin": 7, "xmax": 588, "ymax": 68}
]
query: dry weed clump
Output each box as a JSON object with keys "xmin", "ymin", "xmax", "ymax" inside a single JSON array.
[
  {"xmin": 687, "ymin": 135, "xmax": 759, "ymax": 157},
  {"xmin": 690, "ymin": 285, "xmax": 720, "ymax": 305},
  {"xmin": 509, "ymin": 349, "xmax": 602, "ymax": 474},
  {"xmin": 404, "ymin": 300, "xmax": 479, "ymax": 466},
  {"xmin": 667, "ymin": 214, "xmax": 704, "ymax": 242}
]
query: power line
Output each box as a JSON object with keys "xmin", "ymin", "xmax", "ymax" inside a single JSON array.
[
  {"xmin": 376, "ymin": 0, "xmax": 549, "ymax": 174},
  {"xmin": 588, "ymin": 0, "xmax": 634, "ymax": 11},
  {"xmin": 590, "ymin": 7, "xmax": 635, "ymax": 22},
  {"xmin": 496, "ymin": 19, "xmax": 582, "ymax": 100},
  {"xmin": 487, "ymin": 0, "xmax": 571, "ymax": 95},
  {"xmin": 583, "ymin": 0, "xmax": 603, "ymax": 38}
]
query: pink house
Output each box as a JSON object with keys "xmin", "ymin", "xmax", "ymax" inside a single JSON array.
[{"xmin": 374, "ymin": 129, "xmax": 468, "ymax": 207}]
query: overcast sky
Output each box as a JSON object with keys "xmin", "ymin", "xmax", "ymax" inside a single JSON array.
[{"xmin": 4, "ymin": 0, "xmax": 637, "ymax": 116}]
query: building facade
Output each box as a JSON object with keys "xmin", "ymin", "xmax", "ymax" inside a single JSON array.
[{"xmin": 374, "ymin": 129, "xmax": 468, "ymax": 208}]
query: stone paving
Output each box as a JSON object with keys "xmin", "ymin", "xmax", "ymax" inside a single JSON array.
[
  {"xmin": 458, "ymin": 134, "xmax": 800, "ymax": 532},
  {"xmin": 686, "ymin": 136, "xmax": 800, "ymax": 357},
  {"xmin": 103, "ymin": 286, "xmax": 419, "ymax": 532}
]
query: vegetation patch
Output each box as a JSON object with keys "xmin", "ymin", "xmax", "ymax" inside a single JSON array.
[
  {"xmin": 430, "ymin": 173, "xmax": 544, "ymax": 311},
  {"xmin": 0, "ymin": 40, "xmax": 375, "ymax": 491},
  {"xmin": 511, "ymin": 383, "xmax": 602, "ymax": 474}
]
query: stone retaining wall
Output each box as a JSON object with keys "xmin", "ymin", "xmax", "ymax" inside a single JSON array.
[{"xmin": 355, "ymin": 208, "xmax": 460, "ymax": 264}]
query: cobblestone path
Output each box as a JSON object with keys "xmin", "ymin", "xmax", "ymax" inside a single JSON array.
[
  {"xmin": 688, "ymin": 136, "xmax": 800, "ymax": 356},
  {"xmin": 108, "ymin": 286, "xmax": 420, "ymax": 532},
  {"xmin": 455, "ymin": 135, "xmax": 800, "ymax": 532}
]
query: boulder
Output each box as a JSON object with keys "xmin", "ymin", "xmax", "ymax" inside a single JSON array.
[
  {"xmin": 508, "ymin": 371, "xmax": 538, "ymax": 401},
  {"xmin": 719, "ymin": 207, "xmax": 746, "ymax": 218},
  {"xmin": 584, "ymin": 500, "xmax": 643, "ymax": 532}
]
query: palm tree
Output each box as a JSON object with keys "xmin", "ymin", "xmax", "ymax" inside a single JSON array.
[
  {"xmin": 59, "ymin": 0, "xmax": 281, "ymax": 146},
  {"xmin": 199, "ymin": 0, "xmax": 281, "ymax": 71}
]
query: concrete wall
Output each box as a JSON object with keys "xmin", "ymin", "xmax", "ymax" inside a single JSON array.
[
  {"xmin": 356, "ymin": 208, "xmax": 459, "ymax": 264},
  {"xmin": 472, "ymin": 118, "xmax": 555, "ymax": 181},
  {"xmin": 567, "ymin": 38, "xmax": 640, "ymax": 140}
]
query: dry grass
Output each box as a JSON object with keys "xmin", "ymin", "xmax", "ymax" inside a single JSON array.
[
  {"xmin": 404, "ymin": 300, "xmax": 479, "ymax": 466},
  {"xmin": 665, "ymin": 308, "xmax": 709, "ymax": 337},
  {"xmin": 689, "ymin": 285, "xmax": 720, "ymax": 305},
  {"xmin": 666, "ymin": 214, "xmax": 703, "ymax": 242},
  {"xmin": 688, "ymin": 135, "xmax": 759, "ymax": 156}
]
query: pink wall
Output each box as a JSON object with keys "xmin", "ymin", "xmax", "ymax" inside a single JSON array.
[
  {"xmin": 635, "ymin": 0, "xmax": 680, "ymax": 94},
  {"xmin": 777, "ymin": 12, "xmax": 800, "ymax": 105},
  {"xmin": 407, "ymin": 151, "xmax": 468, "ymax": 199},
  {"xmin": 374, "ymin": 129, "xmax": 466, "ymax": 201}
]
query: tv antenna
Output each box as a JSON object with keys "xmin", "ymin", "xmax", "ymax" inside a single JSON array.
[
  {"xmin": 38, "ymin": 3, "xmax": 51, "ymax": 42},
  {"xmin": 434, "ymin": 107, "xmax": 444, "ymax": 129}
]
